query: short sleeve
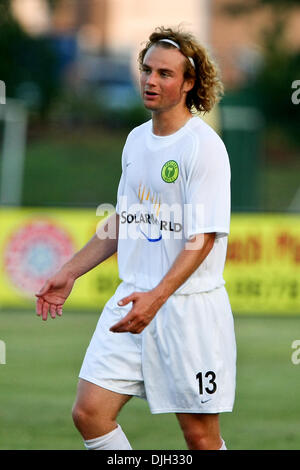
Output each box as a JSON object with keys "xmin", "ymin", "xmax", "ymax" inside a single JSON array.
[
  {"xmin": 184, "ymin": 134, "xmax": 231, "ymax": 240},
  {"xmin": 115, "ymin": 147, "xmax": 127, "ymax": 214}
]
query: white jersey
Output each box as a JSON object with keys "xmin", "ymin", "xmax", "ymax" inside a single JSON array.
[{"xmin": 116, "ymin": 116, "xmax": 231, "ymax": 294}]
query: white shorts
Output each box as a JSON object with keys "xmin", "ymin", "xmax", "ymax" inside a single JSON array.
[{"xmin": 79, "ymin": 282, "xmax": 236, "ymax": 414}]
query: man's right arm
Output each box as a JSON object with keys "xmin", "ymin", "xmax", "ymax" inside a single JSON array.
[
  {"xmin": 36, "ymin": 213, "xmax": 119, "ymax": 320},
  {"xmin": 61, "ymin": 212, "xmax": 119, "ymax": 280}
]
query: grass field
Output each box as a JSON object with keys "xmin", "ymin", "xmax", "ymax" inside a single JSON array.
[
  {"xmin": 0, "ymin": 311, "xmax": 299, "ymax": 450},
  {"xmin": 18, "ymin": 129, "xmax": 300, "ymax": 212}
]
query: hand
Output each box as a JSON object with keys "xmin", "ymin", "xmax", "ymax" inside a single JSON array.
[
  {"xmin": 109, "ymin": 290, "xmax": 165, "ymax": 334},
  {"xmin": 35, "ymin": 270, "xmax": 75, "ymax": 321}
]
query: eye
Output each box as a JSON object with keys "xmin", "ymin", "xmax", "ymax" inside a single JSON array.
[{"xmin": 160, "ymin": 71, "xmax": 172, "ymax": 78}]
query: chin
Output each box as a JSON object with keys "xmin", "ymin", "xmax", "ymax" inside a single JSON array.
[{"xmin": 143, "ymin": 102, "xmax": 157, "ymax": 111}]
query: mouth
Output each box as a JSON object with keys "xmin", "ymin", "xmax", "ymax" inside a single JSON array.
[{"xmin": 144, "ymin": 90, "xmax": 159, "ymax": 97}]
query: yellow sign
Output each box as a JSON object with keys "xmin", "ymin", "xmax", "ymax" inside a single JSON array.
[
  {"xmin": 0, "ymin": 209, "xmax": 299, "ymax": 314},
  {"xmin": 0, "ymin": 207, "xmax": 119, "ymax": 312},
  {"xmin": 224, "ymin": 214, "xmax": 300, "ymax": 314}
]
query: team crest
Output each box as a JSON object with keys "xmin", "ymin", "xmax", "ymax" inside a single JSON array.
[{"xmin": 161, "ymin": 160, "xmax": 179, "ymax": 183}]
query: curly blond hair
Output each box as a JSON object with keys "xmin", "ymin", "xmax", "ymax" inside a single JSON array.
[{"xmin": 138, "ymin": 26, "xmax": 224, "ymax": 114}]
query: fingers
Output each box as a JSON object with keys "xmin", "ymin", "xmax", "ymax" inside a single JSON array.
[
  {"xmin": 50, "ymin": 304, "xmax": 57, "ymax": 319},
  {"xmin": 36, "ymin": 296, "xmax": 44, "ymax": 316},
  {"xmin": 109, "ymin": 320, "xmax": 129, "ymax": 333},
  {"xmin": 117, "ymin": 292, "xmax": 137, "ymax": 307},
  {"xmin": 113, "ymin": 292, "xmax": 146, "ymax": 333},
  {"xmin": 110, "ymin": 310, "xmax": 133, "ymax": 333},
  {"xmin": 110, "ymin": 320, "xmax": 140, "ymax": 334},
  {"xmin": 42, "ymin": 300, "xmax": 50, "ymax": 321},
  {"xmin": 36, "ymin": 297, "xmax": 63, "ymax": 321},
  {"xmin": 110, "ymin": 312, "xmax": 146, "ymax": 334},
  {"xmin": 57, "ymin": 305, "xmax": 63, "ymax": 317}
]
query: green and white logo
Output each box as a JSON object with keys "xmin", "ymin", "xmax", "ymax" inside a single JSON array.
[{"xmin": 161, "ymin": 160, "xmax": 179, "ymax": 183}]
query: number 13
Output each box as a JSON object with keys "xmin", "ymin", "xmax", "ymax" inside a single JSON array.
[{"xmin": 196, "ymin": 371, "xmax": 217, "ymax": 395}]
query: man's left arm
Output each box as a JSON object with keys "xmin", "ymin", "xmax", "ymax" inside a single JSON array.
[{"xmin": 110, "ymin": 232, "xmax": 216, "ymax": 334}]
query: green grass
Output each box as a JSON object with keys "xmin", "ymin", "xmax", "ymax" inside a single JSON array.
[
  {"xmin": 260, "ymin": 160, "xmax": 300, "ymax": 212},
  {"xmin": 20, "ymin": 129, "xmax": 300, "ymax": 212},
  {"xmin": 22, "ymin": 130, "xmax": 127, "ymax": 207},
  {"xmin": 0, "ymin": 312, "xmax": 299, "ymax": 450}
]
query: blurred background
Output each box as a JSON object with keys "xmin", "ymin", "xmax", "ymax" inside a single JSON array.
[{"xmin": 0, "ymin": 0, "xmax": 300, "ymax": 450}]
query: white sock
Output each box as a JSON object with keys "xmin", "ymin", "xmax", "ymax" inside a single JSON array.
[
  {"xmin": 84, "ymin": 424, "xmax": 132, "ymax": 450},
  {"xmin": 219, "ymin": 438, "xmax": 227, "ymax": 450}
]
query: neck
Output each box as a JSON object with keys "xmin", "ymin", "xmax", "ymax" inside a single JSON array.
[{"xmin": 151, "ymin": 107, "xmax": 193, "ymax": 136}]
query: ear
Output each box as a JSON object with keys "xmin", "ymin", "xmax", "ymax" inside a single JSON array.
[{"xmin": 183, "ymin": 77, "xmax": 195, "ymax": 94}]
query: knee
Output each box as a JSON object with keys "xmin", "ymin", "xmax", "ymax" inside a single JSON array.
[
  {"xmin": 72, "ymin": 402, "xmax": 96, "ymax": 430},
  {"xmin": 72, "ymin": 403, "xmax": 85, "ymax": 429},
  {"xmin": 72, "ymin": 401, "xmax": 116, "ymax": 437}
]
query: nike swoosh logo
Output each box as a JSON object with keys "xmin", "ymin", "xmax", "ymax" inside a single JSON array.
[
  {"xmin": 201, "ymin": 399, "xmax": 212, "ymax": 404},
  {"xmin": 139, "ymin": 226, "xmax": 162, "ymax": 242},
  {"xmin": 126, "ymin": 162, "xmax": 132, "ymax": 167}
]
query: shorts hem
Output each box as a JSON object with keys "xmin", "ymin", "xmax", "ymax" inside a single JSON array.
[
  {"xmin": 78, "ymin": 375, "xmax": 144, "ymax": 398},
  {"xmin": 149, "ymin": 407, "xmax": 234, "ymax": 415}
]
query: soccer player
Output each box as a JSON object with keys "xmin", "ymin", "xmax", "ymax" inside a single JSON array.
[{"xmin": 36, "ymin": 26, "xmax": 236, "ymax": 451}]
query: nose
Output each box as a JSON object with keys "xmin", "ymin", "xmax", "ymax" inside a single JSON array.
[{"xmin": 145, "ymin": 71, "xmax": 157, "ymax": 87}]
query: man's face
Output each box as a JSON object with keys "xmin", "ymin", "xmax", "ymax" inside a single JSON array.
[{"xmin": 140, "ymin": 45, "xmax": 193, "ymax": 113}]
